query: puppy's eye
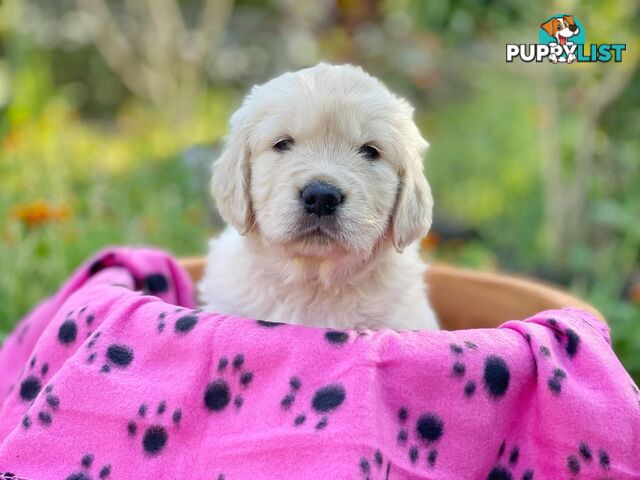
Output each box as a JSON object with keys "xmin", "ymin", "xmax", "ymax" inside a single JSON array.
[
  {"xmin": 358, "ymin": 144, "xmax": 380, "ymax": 160},
  {"xmin": 273, "ymin": 137, "xmax": 294, "ymax": 152}
]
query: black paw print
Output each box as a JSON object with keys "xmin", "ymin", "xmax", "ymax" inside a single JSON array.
[
  {"xmin": 324, "ymin": 330, "xmax": 349, "ymax": 346},
  {"xmin": 449, "ymin": 343, "xmax": 467, "ymax": 379},
  {"xmin": 204, "ymin": 354, "xmax": 254, "ymax": 412},
  {"xmin": 395, "ymin": 407, "xmax": 444, "ymax": 468},
  {"xmin": 64, "ymin": 453, "xmax": 111, "ymax": 480},
  {"xmin": 450, "ymin": 342, "xmax": 481, "ymax": 398},
  {"xmin": 127, "ymin": 401, "xmax": 182, "ymax": 456},
  {"xmin": 487, "ymin": 441, "xmax": 534, "ymax": 480},
  {"xmin": 547, "ymin": 367, "xmax": 567, "ymax": 395},
  {"xmin": 22, "ymin": 384, "xmax": 60, "ymax": 428},
  {"xmin": 280, "ymin": 376, "xmax": 302, "ymax": 412},
  {"xmin": 88, "ymin": 252, "xmax": 121, "ymax": 276},
  {"xmin": 141, "ymin": 273, "xmax": 170, "ymax": 296},
  {"xmin": 285, "ymin": 381, "xmax": 346, "ymax": 430},
  {"xmin": 59, "ymin": 308, "xmax": 97, "ymax": 347},
  {"xmin": 548, "ymin": 318, "xmax": 581, "ymax": 359},
  {"xmin": 567, "ymin": 442, "xmax": 611, "ymax": 477},
  {"xmin": 174, "ymin": 312, "xmax": 199, "ymax": 335},
  {"xmin": 85, "ymin": 331, "xmax": 101, "ymax": 365},
  {"xmin": 483, "ymin": 355, "xmax": 511, "ymax": 399},
  {"xmin": 155, "ymin": 309, "xmax": 203, "ymax": 335},
  {"xmin": 448, "ymin": 345, "xmax": 510, "ymax": 402},
  {"xmin": 84, "ymin": 332, "xmax": 134, "ymax": 374},
  {"xmin": 58, "ymin": 314, "xmax": 79, "ymax": 346},
  {"xmin": 157, "ymin": 312, "xmax": 167, "ymax": 333},
  {"xmin": 18, "ymin": 356, "xmax": 50, "ymax": 403},
  {"xmin": 358, "ymin": 449, "xmax": 391, "ymax": 480},
  {"xmin": 256, "ymin": 319, "xmax": 285, "ymax": 328},
  {"xmin": 77, "ymin": 307, "xmax": 97, "ymax": 337}
]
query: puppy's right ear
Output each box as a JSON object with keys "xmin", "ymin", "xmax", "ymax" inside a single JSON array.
[
  {"xmin": 541, "ymin": 18, "xmax": 557, "ymax": 36},
  {"xmin": 211, "ymin": 106, "xmax": 253, "ymax": 234}
]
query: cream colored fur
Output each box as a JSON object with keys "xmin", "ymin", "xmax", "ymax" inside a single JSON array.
[{"xmin": 199, "ymin": 63, "xmax": 438, "ymax": 330}]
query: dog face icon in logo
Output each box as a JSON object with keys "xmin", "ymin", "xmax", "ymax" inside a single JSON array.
[{"xmin": 539, "ymin": 15, "xmax": 584, "ymax": 64}]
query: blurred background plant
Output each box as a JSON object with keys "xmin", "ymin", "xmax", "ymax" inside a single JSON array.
[{"xmin": 0, "ymin": 0, "xmax": 638, "ymax": 379}]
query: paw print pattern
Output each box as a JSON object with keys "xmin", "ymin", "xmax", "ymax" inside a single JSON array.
[
  {"xmin": 280, "ymin": 376, "xmax": 302, "ymax": 411},
  {"xmin": 256, "ymin": 319, "xmax": 285, "ymax": 328},
  {"xmin": 59, "ymin": 308, "xmax": 97, "ymax": 347},
  {"xmin": 85, "ymin": 331, "xmax": 101, "ymax": 365},
  {"xmin": 77, "ymin": 306, "xmax": 97, "ymax": 339},
  {"xmin": 155, "ymin": 309, "xmax": 203, "ymax": 335},
  {"xmin": 141, "ymin": 273, "xmax": 170, "ymax": 295},
  {"xmin": 88, "ymin": 253, "xmax": 121, "ymax": 276},
  {"xmin": 127, "ymin": 401, "xmax": 182, "ymax": 456},
  {"xmin": 174, "ymin": 313, "xmax": 199, "ymax": 335},
  {"xmin": 18, "ymin": 356, "xmax": 50, "ymax": 403},
  {"xmin": 448, "ymin": 344, "xmax": 511, "ymax": 402},
  {"xmin": 204, "ymin": 354, "xmax": 254, "ymax": 412},
  {"xmin": 359, "ymin": 449, "xmax": 391, "ymax": 480},
  {"xmin": 84, "ymin": 331, "xmax": 134, "ymax": 374},
  {"xmin": 450, "ymin": 343, "xmax": 479, "ymax": 399},
  {"xmin": 23, "ymin": 384, "xmax": 60, "ymax": 428},
  {"xmin": 547, "ymin": 367, "xmax": 567, "ymax": 395},
  {"xmin": 449, "ymin": 343, "xmax": 467, "ymax": 379},
  {"xmin": 548, "ymin": 318, "xmax": 581, "ymax": 359},
  {"xmin": 483, "ymin": 356, "xmax": 511, "ymax": 399},
  {"xmin": 395, "ymin": 407, "xmax": 444, "ymax": 468},
  {"xmin": 566, "ymin": 442, "xmax": 611, "ymax": 477},
  {"xmin": 487, "ymin": 440, "xmax": 534, "ymax": 480},
  {"xmin": 64, "ymin": 454, "xmax": 111, "ymax": 480},
  {"xmin": 58, "ymin": 315, "xmax": 79, "ymax": 346},
  {"xmin": 157, "ymin": 312, "xmax": 167, "ymax": 333},
  {"xmin": 285, "ymin": 381, "xmax": 346, "ymax": 430},
  {"xmin": 324, "ymin": 330, "xmax": 349, "ymax": 346}
]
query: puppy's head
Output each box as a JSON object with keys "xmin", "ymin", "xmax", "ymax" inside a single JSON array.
[
  {"xmin": 212, "ymin": 63, "xmax": 433, "ymax": 260},
  {"xmin": 541, "ymin": 15, "xmax": 579, "ymax": 43}
]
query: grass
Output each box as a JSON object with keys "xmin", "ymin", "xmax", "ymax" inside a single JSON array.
[{"xmin": 0, "ymin": 154, "xmax": 214, "ymax": 332}]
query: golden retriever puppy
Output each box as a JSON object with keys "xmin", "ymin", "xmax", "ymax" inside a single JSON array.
[{"xmin": 199, "ymin": 63, "xmax": 438, "ymax": 330}]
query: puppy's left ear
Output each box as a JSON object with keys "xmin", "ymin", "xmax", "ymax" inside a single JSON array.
[
  {"xmin": 564, "ymin": 15, "xmax": 575, "ymax": 26},
  {"xmin": 392, "ymin": 125, "xmax": 434, "ymax": 253},
  {"xmin": 211, "ymin": 104, "xmax": 253, "ymax": 234}
]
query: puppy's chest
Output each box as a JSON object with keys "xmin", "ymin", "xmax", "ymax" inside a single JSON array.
[
  {"xmin": 201, "ymin": 233, "xmax": 432, "ymax": 330},
  {"xmin": 204, "ymin": 266, "xmax": 385, "ymax": 329},
  {"xmin": 266, "ymin": 285, "xmax": 378, "ymax": 329}
]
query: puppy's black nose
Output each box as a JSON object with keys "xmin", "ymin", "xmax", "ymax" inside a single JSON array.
[
  {"xmin": 569, "ymin": 24, "xmax": 577, "ymax": 32},
  {"xmin": 301, "ymin": 182, "xmax": 344, "ymax": 216}
]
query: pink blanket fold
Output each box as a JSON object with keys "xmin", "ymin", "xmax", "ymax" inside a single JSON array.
[{"xmin": 0, "ymin": 248, "xmax": 638, "ymax": 480}]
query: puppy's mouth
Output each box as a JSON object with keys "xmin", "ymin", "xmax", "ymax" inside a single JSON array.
[{"xmin": 286, "ymin": 216, "xmax": 343, "ymax": 244}]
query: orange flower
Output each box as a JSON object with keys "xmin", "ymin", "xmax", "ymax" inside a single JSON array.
[
  {"xmin": 2, "ymin": 129, "xmax": 23, "ymax": 152},
  {"xmin": 421, "ymin": 233, "xmax": 441, "ymax": 250},
  {"xmin": 630, "ymin": 283, "xmax": 640, "ymax": 304},
  {"xmin": 11, "ymin": 201, "xmax": 70, "ymax": 229}
]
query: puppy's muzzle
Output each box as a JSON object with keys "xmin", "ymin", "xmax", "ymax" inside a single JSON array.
[{"xmin": 300, "ymin": 181, "xmax": 344, "ymax": 217}]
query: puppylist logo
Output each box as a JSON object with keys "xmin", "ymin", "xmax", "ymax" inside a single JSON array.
[{"xmin": 507, "ymin": 14, "xmax": 626, "ymax": 64}]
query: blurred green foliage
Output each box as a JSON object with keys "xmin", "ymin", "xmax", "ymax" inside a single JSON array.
[{"xmin": 0, "ymin": 0, "xmax": 638, "ymax": 379}]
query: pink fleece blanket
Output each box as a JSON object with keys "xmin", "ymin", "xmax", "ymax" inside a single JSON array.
[{"xmin": 0, "ymin": 248, "xmax": 638, "ymax": 480}]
